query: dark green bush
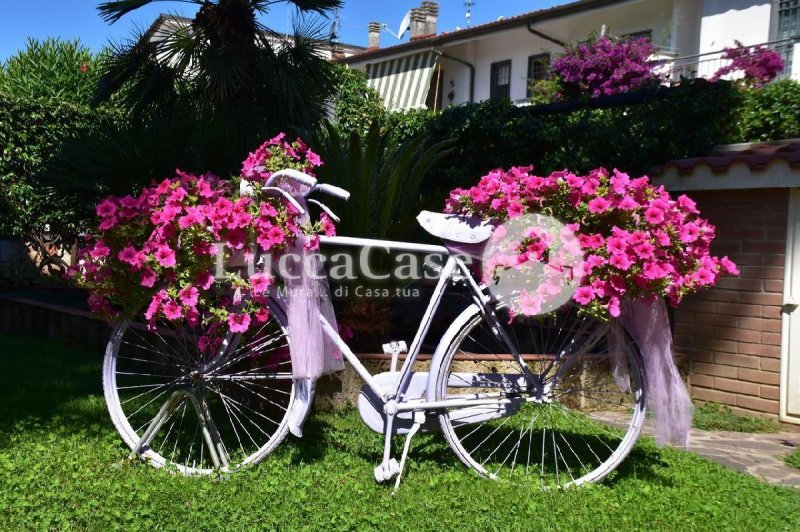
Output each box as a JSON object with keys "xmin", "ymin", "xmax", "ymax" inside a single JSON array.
[
  {"xmin": 425, "ymin": 79, "xmax": 742, "ymax": 192},
  {"xmin": 0, "ymin": 95, "xmax": 119, "ymax": 270}
]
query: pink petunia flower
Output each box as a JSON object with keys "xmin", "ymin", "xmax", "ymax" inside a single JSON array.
[
  {"xmin": 227, "ymin": 313, "xmax": 251, "ymax": 334},
  {"xmin": 573, "ymin": 286, "xmax": 595, "ymax": 305},
  {"xmin": 178, "ymin": 286, "xmax": 199, "ymax": 307},
  {"xmin": 96, "ymin": 199, "xmax": 117, "ymax": 218},
  {"xmin": 250, "ymin": 273, "xmax": 272, "ymax": 295},
  {"xmin": 90, "ymin": 241, "xmax": 111, "ymax": 259},
  {"xmin": 587, "ymin": 196, "xmax": 611, "ymax": 214},
  {"xmin": 644, "ymin": 206, "xmax": 665, "ymax": 225},
  {"xmin": 140, "ymin": 267, "xmax": 158, "ymax": 288},
  {"xmin": 719, "ymin": 256, "xmax": 739, "ymax": 275},
  {"xmin": 254, "ymin": 308, "xmax": 270, "ymax": 323},
  {"xmin": 195, "ymin": 271, "xmax": 215, "ymax": 290},
  {"xmin": 162, "ymin": 300, "xmax": 183, "ymax": 320},
  {"xmin": 609, "ymin": 253, "xmax": 633, "ymax": 271},
  {"xmin": 154, "ymin": 245, "xmax": 177, "ymax": 268}
]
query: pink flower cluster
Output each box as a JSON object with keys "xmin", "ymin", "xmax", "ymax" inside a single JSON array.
[
  {"xmin": 241, "ymin": 132, "xmax": 323, "ymax": 182},
  {"xmin": 445, "ymin": 166, "xmax": 739, "ymax": 319},
  {"xmin": 552, "ymin": 37, "xmax": 664, "ymax": 98},
  {"xmin": 712, "ymin": 42, "xmax": 785, "ymax": 88},
  {"xmin": 70, "ymin": 134, "xmax": 333, "ymax": 351}
]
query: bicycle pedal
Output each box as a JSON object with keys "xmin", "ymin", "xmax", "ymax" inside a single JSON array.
[
  {"xmin": 382, "ymin": 341, "xmax": 408, "ymax": 355},
  {"xmin": 382, "ymin": 341, "xmax": 408, "ymax": 372},
  {"xmin": 374, "ymin": 458, "xmax": 400, "ymax": 483}
]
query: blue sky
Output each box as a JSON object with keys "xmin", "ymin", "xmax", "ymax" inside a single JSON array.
[{"xmin": 0, "ymin": 1, "xmax": 563, "ymax": 60}]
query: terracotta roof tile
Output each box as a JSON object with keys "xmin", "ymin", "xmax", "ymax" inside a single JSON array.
[{"xmin": 651, "ymin": 140, "xmax": 800, "ymax": 176}]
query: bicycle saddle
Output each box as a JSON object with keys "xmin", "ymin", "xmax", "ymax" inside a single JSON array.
[{"xmin": 417, "ymin": 211, "xmax": 493, "ymax": 244}]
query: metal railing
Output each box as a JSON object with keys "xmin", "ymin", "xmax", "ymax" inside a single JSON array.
[{"xmin": 656, "ymin": 37, "xmax": 800, "ymax": 82}]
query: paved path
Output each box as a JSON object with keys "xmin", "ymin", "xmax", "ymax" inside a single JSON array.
[
  {"xmin": 599, "ymin": 412, "xmax": 800, "ymax": 487},
  {"xmin": 687, "ymin": 428, "xmax": 800, "ymax": 487}
]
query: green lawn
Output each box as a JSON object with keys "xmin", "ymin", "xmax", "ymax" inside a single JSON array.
[{"xmin": 1, "ymin": 332, "xmax": 799, "ymax": 530}]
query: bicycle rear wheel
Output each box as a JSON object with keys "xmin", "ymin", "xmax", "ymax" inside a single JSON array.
[
  {"xmin": 103, "ymin": 300, "xmax": 294, "ymax": 475},
  {"xmin": 434, "ymin": 303, "xmax": 645, "ymax": 488}
]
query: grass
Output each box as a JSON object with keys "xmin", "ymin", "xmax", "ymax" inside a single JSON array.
[
  {"xmin": 786, "ymin": 448, "xmax": 800, "ymax": 470},
  {"xmin": 692, "ymin": 402, "xmax": 782, "ymax": 433},
  {"xmin": 0, "ymin": 332, "xmax": 799, "ymax": 530}
]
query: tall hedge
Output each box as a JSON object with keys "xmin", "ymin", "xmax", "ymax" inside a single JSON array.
[
  {"xmin": 424, "ymin": 79, "xmax": 742, "ymax": 192},
  {"xmin": 0, "ymin": 94, "xmax": 118, "ymax": 268}
]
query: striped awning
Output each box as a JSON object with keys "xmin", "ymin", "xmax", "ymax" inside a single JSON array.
[{"xmin": 366, "ymin": 51, "xmax": 439, "ymax": 110}]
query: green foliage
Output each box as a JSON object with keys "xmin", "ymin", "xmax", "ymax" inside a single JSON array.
[
  {"xmin": 785, "ymin": 447, "xmax": 800, "ymax": 470},
  {"xmin": 95, "ymin": 0, "xmax": 341, "ymax": 131},
  {"xmin": 528, "ymin": 78, "xmax": 562, "ymax": 106},
  {"xmin": 1, "ymin": 331, "xmax": 800, "ymax": 529},
  {"xmin": 330, "ymin": 66, "xmax": 385, "ymax": 134},
  {"xmin": 426, "ymin": 79, "xmax": 742, "ymax": 193},
  {"xmin": 330, "ymin": 66, "xmax": 436, "ymax": 144},
  {"xmin": 383, "ymin": 108, "xmax": 437, "ymax": 145},
  {"xmin": 0, "ymin": 38, "xmax": 100, "ymax": 105},
  {"xmin": 310, "ymin": 121, "xmax": 454, "ymax": 240},
  {"xmin": 0, "ymin": 261, "xmax": 62, "ymax": 289},
  {"xmin": 693, "ymin": 402, "xmax": 781, "ymax": 433},
  {"xmin": 0, "ymin": 95, "xmax": 119, "ymax": 243},
  {"xmin": 736, "ymin": 79, "xmax": 800, "ymax": 142}
]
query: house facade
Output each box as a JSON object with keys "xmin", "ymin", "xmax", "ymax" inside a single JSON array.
[{"xmin": 340, "ymin": 0, "xmax": 800, "ymax": 110}]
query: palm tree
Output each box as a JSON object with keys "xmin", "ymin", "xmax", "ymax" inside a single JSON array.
[{"xmin": 95, "ymin": 0, "xmax": 343, "ymax": 129}]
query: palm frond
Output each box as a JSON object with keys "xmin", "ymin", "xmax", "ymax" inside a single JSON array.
[{"xmin": 255, "ymin": 0, "xmax": 342, "ymax": 16}]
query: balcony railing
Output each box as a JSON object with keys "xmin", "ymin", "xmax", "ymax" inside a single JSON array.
[{"xmin": 656, "ymin": 37, "xmax": 800, "ymax": 82}]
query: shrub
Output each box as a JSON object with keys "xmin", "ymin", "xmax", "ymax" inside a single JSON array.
[
  {"xmin": 383, "ymin": 108, "xmax": 437, "ymax": 145},
  {"xmin": 426, "ymin": 79, "xmax": 741, "ymax": 193},
  {"xmin": 736, "ymin": 79, "xmax": 800, "ymax": 141},
  {"xmin": 712, "ymin": 42, "xmax": 785, "ymax": 88},
  {"xmin": 0, "ymin": 95, "xmax": 119, "ymax": 272},
  {"xmin": 330, "ymin": 66, "xmax": 385, "ymax": 134},
  {"xmin": 552, "ymin": 36, "xmax": 664, "ymax": 99},
  {"xmin": 0, "ymin": 38, "xmax": 101, "ymax": 105}
]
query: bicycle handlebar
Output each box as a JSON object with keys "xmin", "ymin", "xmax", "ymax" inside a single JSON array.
[
  {"xmin": 313, "ymin": 183, "xmax": 350, "ymax": 201},
  {"xmin": 239, "ymin": 168, "xmax": 350, "ymax": 221},
  {"xmin": 264, "ymin": 168, "xmax": 317, "ymax": 189}
]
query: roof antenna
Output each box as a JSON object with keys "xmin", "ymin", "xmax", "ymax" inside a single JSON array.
[{"xmin": 465, "ymin": 0, "xmax": 475, "ymax": 28}]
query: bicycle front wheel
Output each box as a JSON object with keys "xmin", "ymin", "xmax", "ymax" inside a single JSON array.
[
  {"xmin": 434, "ymin": 303, "xmax": 646, "ymax": 488},
  {"xmin": 103, "ymin": 300, "xmax": 294, "ymax": 475}
]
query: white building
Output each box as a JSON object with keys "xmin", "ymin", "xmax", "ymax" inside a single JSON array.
[{"xmin": 340, "ymin": 0, "xmax": 800, "ymax": 110}]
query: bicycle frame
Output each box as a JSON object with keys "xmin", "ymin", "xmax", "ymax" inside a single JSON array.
[{"xmin": 315, "ymin": 234, "xmax": 521, "ymax": 409}]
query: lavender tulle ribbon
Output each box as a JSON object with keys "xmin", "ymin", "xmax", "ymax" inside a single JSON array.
[
  {"xmin": 617, "ymin": 298, "xmax": 693, "ymax": 447},
  {"xmin": 283, "ymin": 238, "xmax": 344, "ymax": 381},
  {"xmin": 271, "ymin": 180, "xmax": 344, "ymax": 437}
]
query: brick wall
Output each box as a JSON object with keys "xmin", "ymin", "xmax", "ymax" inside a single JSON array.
[{"xmin": 673, "ymin": 188, "xmax": 788, "ymax": 420}]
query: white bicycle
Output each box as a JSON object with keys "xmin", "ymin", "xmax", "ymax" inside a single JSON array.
[{"xmin": 102, "ymin": 170, "xmax": 646, "ymax": 490}]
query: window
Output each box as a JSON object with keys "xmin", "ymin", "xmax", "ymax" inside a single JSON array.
[
  {"xmin": 772, "ymin": 1, "xmax": 799, "ymax": 75},
  {"xmin": 490, "ymin": 60, "xmax": 511, "ymax": 100},
  {"xmin": 775, "ymin": 0, "xmax": 800, "ymax": 39},
  {"xmin": 526, "ymin": 53, "xmax": 551, "ymax": 98},
  {"xmin": 623, "ymin": 30, "xmax": 652, "ymax": 42}
]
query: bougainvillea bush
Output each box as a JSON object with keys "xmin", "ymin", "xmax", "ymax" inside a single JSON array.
[
  {"xmin": 445, "ymin": 166, "xmax": 738, "ymax": 320},
  {"xmin": 712, "ymin": 42, "xmax": 785, "ymax": 88},
  {"xmin": 69, "ymin": 134, "xmax": 334, "ymax": 351},
  {"xmin": 552, "ymin": 36, "xmax": 664, "ymax": 99}
]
